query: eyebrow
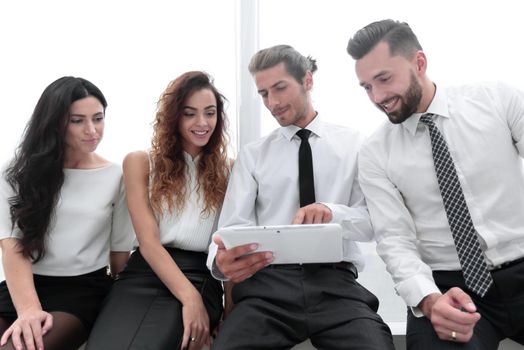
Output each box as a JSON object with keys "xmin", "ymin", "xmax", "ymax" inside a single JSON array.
[
  {"xmin": 69, "ymin": 112, "xmax": 104, "ymax": 117},
  {"xmin": 360, "ymin": 71, "xmax": 389, "ymax": 87},
  {"xmin": 257, "ymin": 80, "xmax": 285, "ymax": 94},
  {"xmin": 183, "ymin": 105, "xmax": 217, "ymax": 110}
]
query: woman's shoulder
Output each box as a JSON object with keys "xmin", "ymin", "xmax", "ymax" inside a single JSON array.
[
  {"xmin": 123, "ymin": 150, "xmax": 149, "ymax": 168},
  {"xmin": 123, "ymin": 150, "xmax": 150, "ymax": 177},
  {"xmin": 123, "ymin": 150, "xmax": 149, "ymax": 165}
]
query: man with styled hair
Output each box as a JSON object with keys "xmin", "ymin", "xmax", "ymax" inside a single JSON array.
[
  {"xmin": 348, "ymin": 19, "xmax": 524, "ymax": 349},
  {"xmin": 208, "ymin": 44, "xmax": 394, "ymax": 349}
]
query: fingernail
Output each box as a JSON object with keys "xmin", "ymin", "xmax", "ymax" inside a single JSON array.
[{"xmin": 250, "ymin": 244, "xmax": 258, "ymax": 250}]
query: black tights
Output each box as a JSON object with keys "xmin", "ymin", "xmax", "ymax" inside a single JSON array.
[{"xmin": 0, "ymin": 312, "xmax": 87, "ymax": 350}]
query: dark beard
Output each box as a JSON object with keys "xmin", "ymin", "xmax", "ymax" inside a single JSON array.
[{"xmin": 384, "ymin": 73, "xmax": 423, "ymax": 124}]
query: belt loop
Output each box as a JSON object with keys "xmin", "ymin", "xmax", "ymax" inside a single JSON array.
[{"xmin": 333, "ymin": 262, "xmax": 358, "ymax": 279}]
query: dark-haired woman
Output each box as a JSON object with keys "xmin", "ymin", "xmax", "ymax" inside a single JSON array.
[
  {"xmin": 0, "ymin": 77, "xmax": 134, "ymax": 350},
  {"xmin": 86, "ymin": 71, "xmax": 230, "ymax": 350}
]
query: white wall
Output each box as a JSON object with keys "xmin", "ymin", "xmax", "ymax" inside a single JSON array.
[{"xmin": 0, "ymin": 0, "xmax": 238, "ymax": 166}]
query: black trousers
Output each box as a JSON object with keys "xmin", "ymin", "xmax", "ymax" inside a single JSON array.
[
  {"xmin": 86, "ymin": 247, "xmax": 223, "ymax": 350},
  {"xmin": 212, "ymin": 264, "xmax": 394, "ymax": 350},
  {"xmin": 407, "ymin": 258, "xmax": 524, "ymax": 349}
]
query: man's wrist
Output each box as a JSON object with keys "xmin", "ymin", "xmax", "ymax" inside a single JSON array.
[{"xmin": 418, "ymin": 293, "xmax": 441, "ymax": 317}]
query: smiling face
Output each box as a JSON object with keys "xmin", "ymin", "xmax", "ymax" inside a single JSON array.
[
  {"xmin": 179, "ymin": 88, "xmax": 218, "ymax": 158},
  {"xmin": 64, "ymin": 96, "xmax": 105, "ymax": 157},
  {"xmin": 254, "ymin": 62, "xmax": 315, "ymax": 128},
  {"xmin": 355, "ymin": 41, "xmax": 427, "ymax": 124}
]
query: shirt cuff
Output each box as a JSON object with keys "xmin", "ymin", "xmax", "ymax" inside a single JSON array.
[
  {"xmin": 210, "ymin": 258, "xmax": 229, "ymax": 281},
  {"xmin": 395, "ymin": 274, "xmax": 441, "ymax": 309},
  {"xmin": 320, "ymin": 202, "xmax": 338, "ymax": 222},
  {"xmin": 410, "ymin": 306, "xmax": 425, "ymax": 318}
]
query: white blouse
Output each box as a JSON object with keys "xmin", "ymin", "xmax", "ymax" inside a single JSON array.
[
  {"xmin": 153, "ymin": 153, "xmax": 219, "ymax": 252},
  {"xmin": 0, "ymin": 163, "xmax": 135, "ymax": 276}
]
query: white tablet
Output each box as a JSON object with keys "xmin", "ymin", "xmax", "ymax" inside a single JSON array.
[{"xmin": 215, "ymin": 223, "xmax": 343, "ymax": 264}]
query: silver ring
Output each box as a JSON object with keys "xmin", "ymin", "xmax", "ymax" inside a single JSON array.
[
  {"xmin": 451, "ymin": 331, "xmax": 457, "ymax": 341},
  {"xmin": 190, "ymin": 336, "xmax": 196, "ymax": 342}
]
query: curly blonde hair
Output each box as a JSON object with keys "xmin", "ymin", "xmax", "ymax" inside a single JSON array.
[{"xmin": 149, "ymin": 71, "xmax": 230, "ymax": 216}]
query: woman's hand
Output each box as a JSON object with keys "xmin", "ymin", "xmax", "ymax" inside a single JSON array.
[
  {"xmin": 0, "ymin": 307, "xmax": 53, "ymax": 350},
  {"xmin": 181, "ymin": 292, "xmax": 210, "ymax": 350},
  {"xmin": 0, "ymin": 238, "xmax": 53, "ymax": 350}
]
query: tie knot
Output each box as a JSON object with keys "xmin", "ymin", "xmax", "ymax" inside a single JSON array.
[
  {"xmin": 419, "ymin": 113, "xmax": 435, "ymax": 126},
  {"xmin": 296, "ymin": 129, "xmax": 311, "ymax": 141}
]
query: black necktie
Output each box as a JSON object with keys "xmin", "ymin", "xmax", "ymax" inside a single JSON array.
[
  {"xmin": 296, "ymin": 129, "xmax": 315, "ymax": 207},
  {"xmin": 420, "ymin": 113, "xmax": 493, "ymax": 297}
]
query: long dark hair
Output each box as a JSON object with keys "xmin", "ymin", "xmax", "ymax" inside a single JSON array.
[{"xmin": 4, "ymin": 76, "xmax": 107, "ymax": 262}]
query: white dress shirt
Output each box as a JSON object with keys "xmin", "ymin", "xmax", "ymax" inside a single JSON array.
[
  {"xmin": 359, "ymin": 82, "xmax": 524, "ymax": 308},
  {"xmin": 0, "ymin": 163, "xmax": 135, "ymax": 276},
  {"xmin": 207, "ymin": 115, "xmax": 373, "ymax": 273},
  {"xmin": 154, "ymin": 152, "xmax": 219, "ymax": 252}
]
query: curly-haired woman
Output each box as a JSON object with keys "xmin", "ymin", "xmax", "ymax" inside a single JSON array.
[{"xmin": 87, "ymin": 71, "xmax": 230, "ymax": 350}]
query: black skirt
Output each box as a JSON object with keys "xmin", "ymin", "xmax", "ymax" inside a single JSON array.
[
  {"xmin": 0, "ymin": 267, "xmax": 112, "ymax": 330},
  {"xmin": 86, "ymin": 247, "xmax": 224, "ymax": 349}
]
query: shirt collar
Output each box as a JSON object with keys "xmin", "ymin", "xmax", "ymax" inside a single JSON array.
[
  {"xmin": 280, "ymin": 112, "xmax": 324, "ymax": 141},
  {"xmin": 183, "ymin": 151, "xmax": 200, "ymax": 165},
  {"xmin": 402, "ymin": 85, "xmax": 451, "ymax": 135}
]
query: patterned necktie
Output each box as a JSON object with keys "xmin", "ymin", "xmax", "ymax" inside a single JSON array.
[
  {"xmin": 420, "ymin": 114, "xmax": 493, "ymax": 297},
  {"xmin": 296, "ymin": 129, "xmax": 315, "ymax": 207}
]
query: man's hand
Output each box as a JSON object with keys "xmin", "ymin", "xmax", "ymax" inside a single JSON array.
[
  {"xmin": 213, "ymin": 235, "xmax": 273, "ymax": 283},
  {"xmin": 418, "ymin": 288, "xmax": 480, "ymax": 343},
  {"xmin": 292, "ymin": 203, "xmax": 332, "ymax": 224}
]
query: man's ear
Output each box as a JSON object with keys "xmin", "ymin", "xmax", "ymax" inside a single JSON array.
[
  {"xmin": 304, "ymin": 70, "xmax": 313, "ymax": 91},
  {"xmin": 415, "ymin": 50, "xmax": 427, "ymax": 74}
]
